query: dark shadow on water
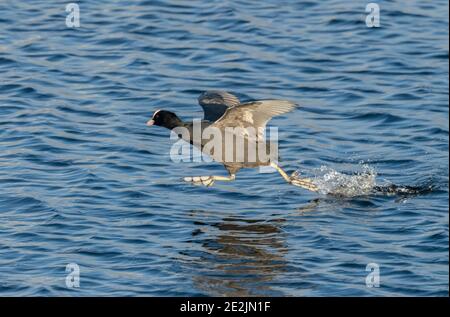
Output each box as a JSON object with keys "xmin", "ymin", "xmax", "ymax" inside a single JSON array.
[
  {"xmin": 323, "ymin": 182, "xmax": 441, "ymax": 200},
  {"xmin": 295, "ymin": 180, "xmax": 445, "ymax": 213},
  {"xmin": 372, "ymin": 183, "xmax": 438, "ymax": 196}
]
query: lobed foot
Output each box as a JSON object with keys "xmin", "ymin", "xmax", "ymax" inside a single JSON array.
[
  {"xmin": 290, "ymin": 171, "xmax": 319, "ymax": 192},
  {"xmin": 183, "ymin": 176, "xmax": 215, "ymax": 187}
]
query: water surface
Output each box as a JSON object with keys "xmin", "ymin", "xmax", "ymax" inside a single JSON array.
[{"xmin": 0, "ymin": 0, "xmax": 448, "ymax": 296}]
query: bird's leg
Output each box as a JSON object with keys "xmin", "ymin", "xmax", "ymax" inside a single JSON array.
[
  {"xmin": 183, "ymin": 174, "xmax": 236, "ymax": 187},
  {"xmin": 270, "ymin": 162, "xmax": 318, "ymax": 192}
]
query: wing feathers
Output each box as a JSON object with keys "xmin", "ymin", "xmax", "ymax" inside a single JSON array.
[
  {"xmin": 211, "ymin": 99, "xmax": 297, "ymax": 141},
  {"xmin": 215, "ymin": 100, "xmax": 297, "ymax": 127},
  {"xmin": 198, "ymin": 90, "xmax": 240, "ymax": 121}
]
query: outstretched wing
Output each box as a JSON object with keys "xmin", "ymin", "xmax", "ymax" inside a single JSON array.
[
  {"xmin": 212, "ymin": 100, "xmax": 297, "ymax": 141},
  {"xmin": 198, "ymin": 90, "xmax": 240, "ymax": 122}
]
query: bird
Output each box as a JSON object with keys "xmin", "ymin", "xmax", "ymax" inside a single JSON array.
[{"xmin": 146, "ymin": 90, "xmax": 318, "ymax": 191}]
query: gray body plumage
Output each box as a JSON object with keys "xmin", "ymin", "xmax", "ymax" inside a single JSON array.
[
  {"xmin": 178, "ymin": 91, "xmax": 296, "ymax": 175},
  {"xmin": 147, "ymin": 90, "xmax": 319, "ymax": 191}
]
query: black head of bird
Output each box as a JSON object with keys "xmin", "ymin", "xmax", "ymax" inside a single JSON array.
[{"xmin": 147, "ymin": 110, "xmax": 182, "ymax": 129}]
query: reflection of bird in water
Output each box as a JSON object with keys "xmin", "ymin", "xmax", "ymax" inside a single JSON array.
[{"xmin": 184, "ymin": 211, "xmax": 288, "ymax": 297}]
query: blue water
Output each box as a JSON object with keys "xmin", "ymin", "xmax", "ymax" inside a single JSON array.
[{"xmin": 0, "ymin": 0, "xmax": 448, "ymax": 296}]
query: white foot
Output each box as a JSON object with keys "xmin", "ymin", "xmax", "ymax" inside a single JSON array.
[
  {"xmin": 290, "ymin": 171, "xmax": 318, "ymax": 192},
  {"xmin": 183, "ymin": 176, "xmax": 215, "ymax": 187}
]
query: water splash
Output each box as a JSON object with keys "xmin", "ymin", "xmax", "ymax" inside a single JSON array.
[
  {"xmin": 308, "ymin": 165, "xmax": 377, "ymax": 197},
  {"xmin": 292, "ymin": 164, "xmax": 438, "ymax": 197}
]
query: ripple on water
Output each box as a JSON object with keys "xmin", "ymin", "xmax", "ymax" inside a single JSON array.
[{"xmin": 0, "ymin": 0, "xmax": 448, "ymax": 296}]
